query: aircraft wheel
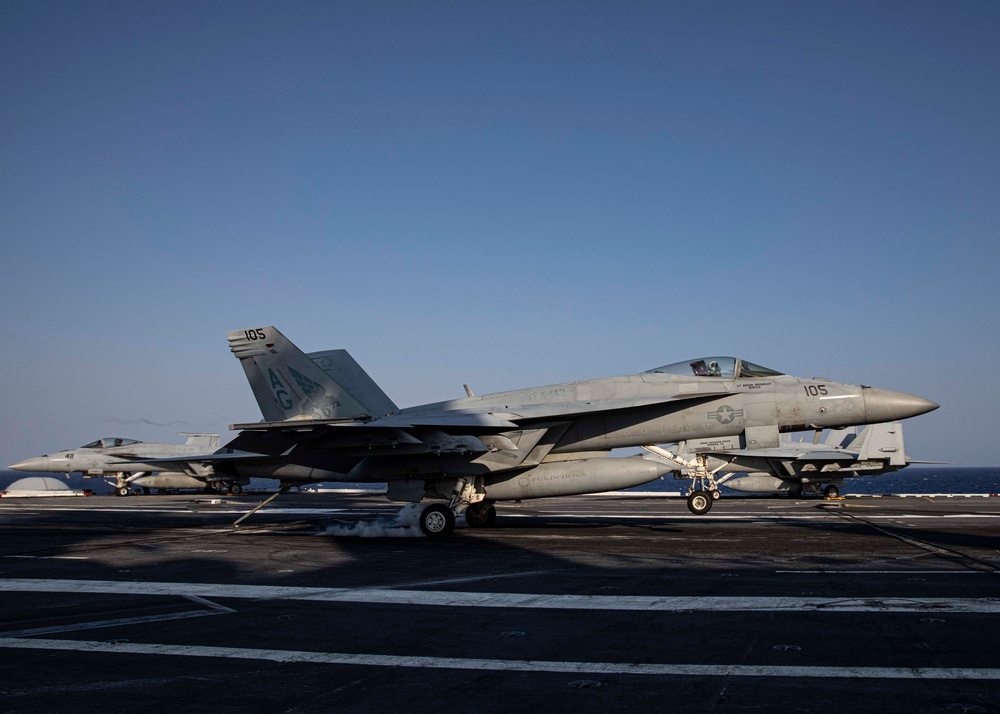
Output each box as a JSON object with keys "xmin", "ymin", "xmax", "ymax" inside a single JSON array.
[
  {"xmin": 687, "ymin": 490, "xmax": 713, "ymax": 515},
  {"xmin": 116, "ymin": 486, "xmax": 130, "ymax": 497},
  {"xmin": 229, "ymin": 482, "xmax": 242, "ymax": 495},
  {"xmin": 465, "ymin": 501, "xmax": 497, "ymax": 528},
  {"xmin": 710, "ymin": 489, "xmax": 721, "ymax": 500},
  {"xmin": 824, "ymin": 485, "xmax": 839, "ymax": 498},
  {"xmin": 420, "ymin": 504, "xmax": 456, "ymax": 537}
]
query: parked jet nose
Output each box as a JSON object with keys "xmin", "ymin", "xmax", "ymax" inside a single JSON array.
[
  {"xmin": 8, "ymin": 456, "xmax": 51, "ymax": 472},
  {"xmin": 863, "ymin": 387, "xmax": 939, "ymax": 423}
]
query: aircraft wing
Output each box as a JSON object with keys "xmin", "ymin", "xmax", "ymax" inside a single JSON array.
[
  {"xmin": 498, "ymin": 392, "xmax": 731, "ymax": 421},
  {"xmin": 229, "ymin": 391, "xmax": 731, "ymax": 434},
  {"xmin": 704, "ymin": 447, "xmax": 861, "ymax": 462},
  {"xmin": 108, "ymin": 450, "xmax": 276, "ymax": 467}
]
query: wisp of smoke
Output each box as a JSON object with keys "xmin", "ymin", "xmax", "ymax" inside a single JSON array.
[
  {"xmin": 103, "ymin": 418, "xmax": 193, "ymax": 427},
  {"xmin": 322, "ymin": 504, "xmax": 427, "ymax": 538}
]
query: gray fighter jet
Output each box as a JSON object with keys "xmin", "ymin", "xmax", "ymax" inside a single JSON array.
[
  {"xmin": 135, "ymin": 327, "xmax": 938, "ymax": 536},
  {"xmin": 643, "ymin": 421, "xmax": 920, "ymax": 509},
  {"xmin": 8, "ymin": 434, "xmax": 232, "ymax": 496}
]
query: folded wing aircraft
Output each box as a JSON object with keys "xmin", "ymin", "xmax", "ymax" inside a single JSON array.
[
  {"xmin": 9, "ymin": 434, "xmax": 224, "ymax": 496},
  {"xmin": 643, "ymin": 421, "xmax": 931, "ymax": 510}
]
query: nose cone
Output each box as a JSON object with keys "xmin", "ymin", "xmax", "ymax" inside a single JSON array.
[
  {"xmin": 8, "ymin": 456, "xmax": 51, "ymax": 472},
  {"xmin": 863, "ymin": 387, "xmax": 939, "ymax": 423}
]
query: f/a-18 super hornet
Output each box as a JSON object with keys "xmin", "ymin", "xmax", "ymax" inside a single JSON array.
[
  {"xmin": 643, "ymin": 420, "xmax": 923, "ymax": 511},
  {"xmin": 132, "ymin": 327, "xmax": 938, "ymax": 536},
  {"xmin": 8, "ymin": 434, "xmax": 226, "ymax": 496}
]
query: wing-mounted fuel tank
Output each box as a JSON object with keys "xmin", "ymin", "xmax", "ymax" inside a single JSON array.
[{"xmin": 723, "ymin": 474, "xmax": 799, "ymax": 493}]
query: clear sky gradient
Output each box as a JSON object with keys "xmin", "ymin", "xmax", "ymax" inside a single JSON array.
[{"xmin": 2, "ymin": 1, "xmax": 997, "ymax": 467}]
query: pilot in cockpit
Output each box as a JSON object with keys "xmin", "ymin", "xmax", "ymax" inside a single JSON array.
[{"xmin": 707, "ymin": 360, "xmax": 721, "ymax": 377}]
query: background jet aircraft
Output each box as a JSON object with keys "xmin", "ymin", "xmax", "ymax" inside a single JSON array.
[
  {"xmin": 643, "ymin": 421, "xmax": 921, "ymax": 512},
  {"xmin": 8, "ymin": 346, "xmax": 384, "ymax": 498},
  {"xmin": 137, "ymin": 326, "xmax": 938, "ymax": 536},
  {"xmin": 8, "ymin": 434, "xmax": 230, "ymax": 496}
]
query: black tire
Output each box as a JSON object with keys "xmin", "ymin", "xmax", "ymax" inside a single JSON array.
[
  {"xmin": 465, "ymin": 501, "xmax": 497, "ymax": 528},
  {"xmin": 824, "ymin": 485, "xmax": 840, "ymax": 498},
  {"xmin": 229, "ymin": 482, "xmax": 242, "ymax": 495},
  {"xmin": 420, "ymin": 504, "xmax": 456, "ymax": 537},
  {"xmin": 116, "ymin": 486, "xmax": 130, "ymax": 497},
  {"xmin": 687, "ymin": 490, "xmax": 713, "ymax": 515},
  {"xmin": 710, "ymin": 489, "xmax": 722, "ymax": 500}
]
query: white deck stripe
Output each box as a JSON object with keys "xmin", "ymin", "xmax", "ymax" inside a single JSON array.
[
  {"xmin": 0, "ymin": 637, "xmax": 996, "ymax": 680},
  {"xmin": 1, "ymin": 578, "xmax": 998, "ymax": 613}
]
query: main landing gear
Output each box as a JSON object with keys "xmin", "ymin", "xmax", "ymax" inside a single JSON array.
[
  {"xmin": 465, "ymin": 500, "xmax": 498, "ymax": 528},
  {"xmin": 204, "ymin": 481, "xmax": 243, "ymax": 495},
  {"xmin": 418, "ymin": 478, "xmax": 496, "ymax": 538},
  {"xmin": 418, "ymin": 500, "xmax": 498, "ymax": 537},
  {"xmin": 419, "ymin": 504, "xmax": 456, "ymax": 537}
]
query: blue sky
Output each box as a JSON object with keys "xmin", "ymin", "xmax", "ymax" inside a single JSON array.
[{"xmin": 1, "ymin": 1, "xmax": 997, "ymax": 467}]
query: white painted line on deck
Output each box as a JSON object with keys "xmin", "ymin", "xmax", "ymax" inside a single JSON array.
[
  {"xmin": 0, "ymin": 637, "xmax": 996, "ymax": 680},
  {"xmin": 1, "ymin": 578, "xmax": 999, "ymax": 613},
  {"xmin": 775, "ymin": 570, "xmax": 988, "ymax": 575},
  {"xmin": 506, "ymin": 513, "xmax": 1000, "ymax": 521}
]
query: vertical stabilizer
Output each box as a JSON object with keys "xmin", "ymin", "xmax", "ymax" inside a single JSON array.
[
  {"xmin": 180, "ymin": 433, "xmax": 221, "ymax": 449},
  {"xmin": 857, "ymin": 421, "xmax": 906, "ymax": 466},
  {"xmin": 228, "ymin": 327, "xmax": 378, "ymax": 422},
  {"xmin": 307, "ymin": 349, "xmax": 398, "ymax": 416},
  {"xmin": 825, "ymin": 426, "xmax": 859, "ymax": 449}
]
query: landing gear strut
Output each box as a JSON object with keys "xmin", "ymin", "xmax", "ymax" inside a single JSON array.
[
  {"xmin": 112, "ymin": 472, "xmax": 132, "ymax": 497},
  {"xmin": 642, "ymin": 446, "xmax": 725, "ymax": 515}
]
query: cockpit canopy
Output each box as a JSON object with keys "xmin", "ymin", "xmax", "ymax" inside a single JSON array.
[
  {"xmin": 80, "ymin": 437, "xmax": 143, "ymax": 449},
  {"xmin": 645, "ymin": 357, "xmax": 783, "ymax": 379}
]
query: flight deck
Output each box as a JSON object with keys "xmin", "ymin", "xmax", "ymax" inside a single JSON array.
[{"xmin": 0, "ymin": 491, "xmax": 998, "ymax": 713}]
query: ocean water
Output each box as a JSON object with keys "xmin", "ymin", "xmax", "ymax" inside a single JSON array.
[{"xmin": 1, "ymin": 467, "xmax": 998, "ymax": 497}]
